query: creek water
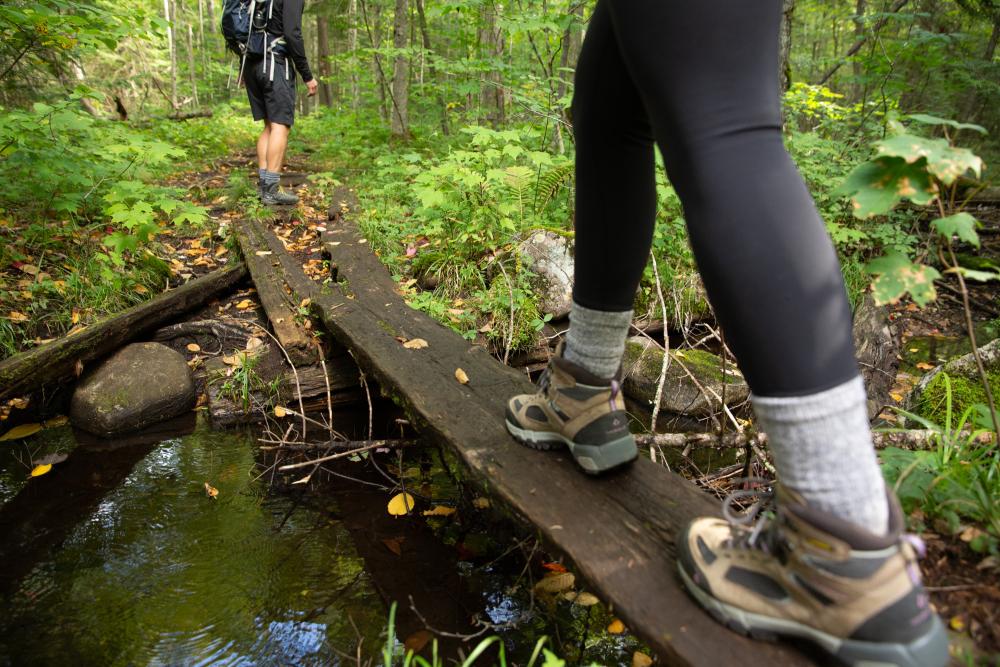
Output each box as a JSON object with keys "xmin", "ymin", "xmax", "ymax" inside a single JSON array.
[{"xmin": 0, "ymin": 415, "xmax": 638, "ymax": 666}]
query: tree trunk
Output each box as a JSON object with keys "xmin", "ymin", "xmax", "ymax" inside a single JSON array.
[
  {"xmin": 553, "ymin": 2, "xmax": 584, "ymax": 151},
  {"xmin": 415, "ymin": 0, "xmax": 449, "ymax": 134},
  {"xmin": 478, "ymin": 1, "xmax": 505, "ymax": 126},
  {"xmin": 186, "ymin": 24, "xmax": 199, "ymax": 107},
  {"xmin": 390, "ymin": 0, "xmax": 409, "ymax": 136},
  {"xmin": 779, "ymin": 0, "xmax": 795, "ymax": 92},
  {"xmin": 348, "ymin": 0, "xmax": 360, "ymax": 112},
  {"xmin": 851, "ymin": 0, "xmax": 866, "ymax": 100},
  {"xmin": 316, "ymin": 15, "xmax": 334, "ymax": 107},
  {"xmin": 166, "ymin": 0, "xmax": 178, "ymax": 109}
]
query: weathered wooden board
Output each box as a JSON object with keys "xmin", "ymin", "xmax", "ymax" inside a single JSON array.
[
  {"xmin": 0, "ymin": 264, "xmax": 247, "ymax": 402},
  {"xmin": 269, "ymin": 193, "xmax": 817, "ymax": 666},
  {"xmin": 232, "ymin": 221, "xmax": 317, "ymax": 366}
]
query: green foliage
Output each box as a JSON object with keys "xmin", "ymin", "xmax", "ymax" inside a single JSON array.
[
  {"xmin": 881, "ymin": 375, "xmax": 1000, "ymax": 556},
  {"xmin": 916, "ymin": 371, "xmax": 1000, "ymax": 431}
]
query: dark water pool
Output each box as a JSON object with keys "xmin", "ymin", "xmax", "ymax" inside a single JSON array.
[{"xmin": 0, "ymin": 416, "xmax": 638, "ymax": 666}]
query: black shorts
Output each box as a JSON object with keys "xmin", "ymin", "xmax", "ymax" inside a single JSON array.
[{"xmin": 244, "ymin": 54, "xmax": 296, "ymax": 127}]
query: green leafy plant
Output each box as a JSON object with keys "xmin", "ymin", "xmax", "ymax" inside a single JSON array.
[{"xmin": 836, "ymin": 114, "xmax": 999, "ymax": 438}]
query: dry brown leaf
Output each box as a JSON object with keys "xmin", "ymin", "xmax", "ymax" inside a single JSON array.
[
  {"xmin": 403, "ymin": 338, "xmax": 429, "ymax": 350},
  {"xmin": 403, "ymin": 630, "xmax": 432, "ymax": 654},
  {"xmin": 455, "ymin": 368, "xmax": 469, "ymax": 384},
  {"xmin": 246, "ymin": 337, "xmax": 264, "ymax": 352},
  {"xmin": 632, "ymin": 651, "xmax": 653, "ymax": 667},
  {"xmin": 422, "ymin": 505, "xmax": 457, "ymax": 517},
  {"xmin": 7, "ymin": 311, "xmax": 28, "ymax": 322},
  {"xmin": 382, "ymin": 537, "xmax": 404, "ymax": 556},
  {"xmin": 534, "ymin": 572, "xmax": 575, "ymax": 595}
]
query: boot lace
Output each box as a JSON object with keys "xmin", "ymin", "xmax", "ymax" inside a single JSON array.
[{"xmin": 721, "ymin": 481, "xmax": 782, "ymax": 555}]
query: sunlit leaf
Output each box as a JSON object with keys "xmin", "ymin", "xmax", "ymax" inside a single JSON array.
[
  {"xmin": 607, "ymin": 618, "xmax": 626, "ymax": 634},
  {"xmin": 387, "ymin": 492, "xmax": 415, "ymax": 516},
  {"xmin": 907, "ymin": 114, "xmax": 987, "ymax": 135},
  {"xmin": 455, "ymin": 368, "xmax": 469, "ymax": 384},
  {"xmin": 865, "ymin": 252, "xmax": 940, "ymax": 306},
  {"xmin": 632, "ymin": 651, "xmax": 653, "ymax": 667},
  {"xmin": 876, "ymin": 134, "xmax": 983, "ymax": 184},
  {"xmin": 187, "ymin": 343, "xmax": 201, "ymax": 352},
  {"xmin": 402, "ymin": 338, "xmax": 429, "ymax": 350},
  {"xmin": 422, "ymin": 505, "xmax": 456, "ymax": 517},
  {"xmin": 930, "ymin": 213, "xmax": 979, "ymax": 247},
  {"xmin": 0, "ymin": 423, "xmax": 43, "ymax": 441},
  {"xmin": 274, "ymin": 405, "xmax": 288, "ymax": 417},
  {"xmin": 953, "ymin": 266, "xmax": 1000, "ymax": 282},
  {"xmin": 835, "ymin": 157, "xmax": 936, "ymax": 219},
  {"xmin": 30, "ymin": 464, "xmax": 52, "ymax": 477},
  {"xmin": 204, "ymin": 482, "xmax": 219, "ymax": 499}
]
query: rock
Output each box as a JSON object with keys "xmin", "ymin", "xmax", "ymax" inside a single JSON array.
[
  {"xmin": 904, "ymin": 337, "xmax": 1000, "ymax": 424},
  {"xmin": 852, "ymin": 295, "xmax": 901, "ymax": 420},
  {"xmin": 518, "ymin": 230, "xmax": 573, "ymax": 320},
  {"xmin": 70, "ymin": 342, "xmax": 196, "ymax": 437},
  {"xmin": 621, "ymin": 337, "xmax": 750, "ymax": 417}
]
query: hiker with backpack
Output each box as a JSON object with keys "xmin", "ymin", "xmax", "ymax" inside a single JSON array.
[
  {"xmin": 504, "ymin": 1, "xmax": 949, "ymax": 665},
  {"xmin": 222, "ymin": 0, "xmax": 317, "ymax": 205}
]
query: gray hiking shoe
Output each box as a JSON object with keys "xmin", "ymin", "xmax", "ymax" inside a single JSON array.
[
  {"xmin": 677, "ymin": 485, "xmax": 949, "ymax": 667},
  {"xmin": 261, "ymin": 180, "xmax": 298, "ymax": 206},
  {"xmin": 505, "ymin": 347, "xmax": 638, "ymax": 475}
]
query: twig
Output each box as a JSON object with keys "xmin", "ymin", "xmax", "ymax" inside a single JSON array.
[
  {"xmin": 245, "ymin": 319, "xmax": 308, "ymax": 437},
  {"xmin": 649, "ymin": 252, "xmax": 671, "ymax": 444},
  {"xmin": 259, "ymin": 438, "xmax": 418, "ymax": 451},
  {"xmin": 278, "ymin": 440, "xmax": 397, "ymax": 471},
  {"xmin": 495, "ymin": 259, "xmax": 516, "ymax": 366}
]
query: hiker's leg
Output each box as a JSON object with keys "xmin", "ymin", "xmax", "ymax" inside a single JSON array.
[
  {"xmin": 564, "ymin": 0, "xmax": 655, "ymax": 380},
  {"xmin": 257, "ymin": 121, "xmax": 271, "ymax": 171},
  {"xmin": 265, "ymin": 122, "xmax": 289, "ymax": 174}
]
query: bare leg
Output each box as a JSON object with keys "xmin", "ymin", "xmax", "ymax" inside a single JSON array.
[
  {"xmin": 256, "ymin": 121, "xmax": 271, "ymax": 171},
  {"xmin": 265, "ymin": 122, "xmax": 290, "ymax": 174}
]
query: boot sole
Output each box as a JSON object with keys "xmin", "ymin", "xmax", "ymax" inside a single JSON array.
[
  {"xmin": 504, "ymin": 420, "xmax": 638, "ymax": 475},
  {"xmin": 677, "ymin": 564, "xmax": 950, "ymax": 667}
]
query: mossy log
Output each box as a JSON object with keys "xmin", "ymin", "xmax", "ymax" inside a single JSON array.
[{"xmin": 0, "ymin": 264, "xmax": 247, "ymax": 402}]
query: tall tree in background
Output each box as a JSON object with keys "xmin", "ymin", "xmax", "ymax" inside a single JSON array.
[
  {"xmin": 390, "ymin": 0, "xmax": 409, "ymax": 136},
  {"xmin": 316, "ymin": 13, "xmax": 333, "ymax": 107}
]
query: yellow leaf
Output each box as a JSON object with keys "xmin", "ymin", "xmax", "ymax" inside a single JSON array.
[
  {"xmin": 949, "ymin": 615, "xmax": 965, "ymax": 632},
  {"xmin": 187, "ymin": 343, "xmax": 201, "ymax": 352},
  {"xmin": 204, "ymin": 482, "xmax": 219, "ymax": 499},
  {"xmin": 215, "ymin": 246, "xmax": 228, "ymax": 257},
  {"xmin": 387, "ymin": 492, "xmax": 416, "ymax": 516},
  {"xmin": 0, "ymin": 423, "xmax": 43, "ymax": 441},
  {"xmin": 890, "ymin": 392, "xmax": 904, "ymax": 402},
  {"xmin": 472, "ymin": 497, "xmax": 490, "ymax": 509},
  {"xmin": 7, "ymin": 311, "xmax": 28, "ymax": 322},
  {"xmin": 534, "ymin": 572, "xmax": 575, "ymax": 594},
  {"xmin": 403, "ymin": 338, "xmax": 429, "ymax": 350},
  {"xmin": 455, "ymin": 368, "xmax": 469, "ymax": 384},
  {"xmin": 19, "ymin": 264, "xmax": 39, "ymax": 276},
  {"xmin": 274, "ymin": 406, "xmax": 288, "ymax": 417},
  {"xmin": 71, "ymin": 309, "xmax": 81, "ymax": 324},
  {"xmin": 134, "ymin": 284, "xmax": 149, "ymax": 295},
  {"xmin": 632, "ymin": 651, "xmax": 652, "ymax": 667},
  {"xmin": 916, "ymin": 362, "xmax": 935, "ymax": 371},
  {"xmin": 422, "ymin": 505, "xmax": 457, "ymax": 517},
  {"xmin": 299, "ymin": 298, "xmax": 311, "ymax": 309},
  {"xmin": 30, "ymin": 463, "xmax": 52, "ymax": 477},
  {"xmin": 236, "ymin": 299, "xmax": 253, "ymax": 310},
  {"xmin": 573, "ymin": 592, "xmax": 599, "ymax": 607},
  {"xmin": 607, "ymin": 619, "xmax": 625, "ymax": 635}
]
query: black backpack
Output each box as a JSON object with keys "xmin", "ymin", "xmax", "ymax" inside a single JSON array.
[{"xmin": 220, "ymin": 0, "xmax": 285, "ymax": 59}]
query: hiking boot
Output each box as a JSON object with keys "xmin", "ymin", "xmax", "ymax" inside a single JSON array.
[
  {"xmin": 677, "ymin": 485, "xmax": 949, "ymax": 667},
  {"xmin": 505, "ymin": 346, "xmax": 638, "ymax": 475},
  {"xmin": 260, "ymin": 180, "xmax": 298, "ymax": 206}
]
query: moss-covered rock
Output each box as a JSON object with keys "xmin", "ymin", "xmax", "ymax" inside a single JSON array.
[
  {"xmin": 622, "ymin": 337, "xmax": 748, "ymax": 417},
  {"xmin": 905, "ymin": 337, "xmax": 1000, "ymax": 426}
]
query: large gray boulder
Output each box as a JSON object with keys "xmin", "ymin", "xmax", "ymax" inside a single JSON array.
[
  {"xmin": 622, "ymin": 337, "xmax": 750, "ymax": 417},
  {"xmin": 518, "ymin": 230, "xmax": 573, "ymax": 320},
  {"xmin": 71, "ymin": 342, "xmax": 196, "ymax": 437}
]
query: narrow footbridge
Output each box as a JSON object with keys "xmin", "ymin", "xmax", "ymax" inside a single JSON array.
[{"xmin": 238, "ymin": 193, "xmax": 817, "ymax": 667}]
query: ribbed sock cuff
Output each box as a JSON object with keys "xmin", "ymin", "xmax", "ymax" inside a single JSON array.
[
  {"xmin": 563, "ymin": 301, "xmax": 633, "ymax": 380},
  {"xmin": 262, "ymin": 170, "xmax": 280, "ymax": 186}
]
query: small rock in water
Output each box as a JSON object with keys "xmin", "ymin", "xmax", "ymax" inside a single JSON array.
[{"xmin": 70, "ymin": 342, "xmax": 196, "ymax": 437}]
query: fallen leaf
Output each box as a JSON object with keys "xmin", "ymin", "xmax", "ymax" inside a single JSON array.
[
  {"xmin": 960, "ymin": 526, "xmax": 985, "ymax": 543},
  {"xmin": 19, "ymin": 264, "xmax": 39, "ymax": 276},
  {"xmin": 7, "ymin": 311, "xmax": 28, "ymax": 322},
  {"xmin": 950, "ymin": 615, "xmax": 966, "ymax": 632},
  {"xmin": 382, "ymin": 537, "xmax": 405, "ymax": 556},
  {"xmin": 274, "ymin": 406, "xmax": 288, "ymax": 418},
  {"xmin": 299, "ymin": 298, "xmax": 311, "ymax": 309},
  {"xmin": 472, "ymin": 497, "xmax": 490, "ymax": 509},
  {"xmin": 387, "ymin": 492, "xmax": 416, "ymax": 516},
  {"xmin": 43, "ymin": 415, "xmax": 69, "ymax": 428},
  {"xmin": 403, "ymin": 338, "xmax": 429, "ymax": 350},
  {"xmin": 542, "ymin": 562, "xmax": 568, "ymax": 573},
  {"xmin": 915, "ymin": 362, "xmax": 935, "ymax": 370},
  {"xmin": 204, "ymin": 482, "xmax": 219, "ymax": 499},
  {"xmin": 455, "ymin": 368, "xmax": 469, "ymax": 384},
  {"xmin": 0, "ymin": 423, "xmax": 43, "ymax": 441},
  {"xmin": 607, "ymin": 619, "xmax": 626, "ymax": 635},
  {"xmin": 404, "ymin": 629, "xmax": 432, "ymax": 654},
  {"xmin": 30, "ymin": 463, "xmax": 52, "ymax": 477},
  {"xmin": 890, "ymin": 392, "xmax": 904, "ymax": 402},
  {"xmin": 215, "ymin": 246, "xmax": 228, "ymax": 257},
  {"xmin": 134, "ymin": 284, "xmax": 149, "ymax": 294},
  {"xmin": 73, "ymin": 359, "xmax": 84, "ymax": 377},
  {"xmin": 187, "ymin": 343, "xmax": 201, "ymax": 352},
  {"xmin": 236, "ymin": 299, "xmax": 253, "ymax": 310},
  {"xmin": 246, "ymin": 337, "xmax": 264, "ymax": 352},
  {"xmin": 9, "ymin": 398, "xmax": 29, "ymax": 410},
  {"xmin": 574, "ymin": 592, "xmax": 600, "ymax": 607},
  {"xmin": 255, "ymin": 250, "xmax": 272, "ymax": 256},
  {"xmin": 534, "ymin": 572, "xmax": 575, "ymax": 594},
  {"xmin": 422, "ymin": 505, "xmax": 457, "ymax": 517},
  {"xmin": 632, "ymin": 651, "xmax": 653, "ymax": 667},
  {"xmin": 71, "ymin": 309, "xmax": 81, "ymax": 324}
]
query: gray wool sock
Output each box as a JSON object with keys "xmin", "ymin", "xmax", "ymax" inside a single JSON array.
[
  {"xmin": 258, "ymin": 167, "xmax": 267, "ymax": 182},
  {"xmin": 262, "ymin": 170, "xmax": 281, "ymax": 186},
  {"xmin": 752, "ymin": 376, "xmax": 889, "ymax": 536},
  {"xmin": 563, "ymin": 301, "xmax": 633, "ymax": 380}
]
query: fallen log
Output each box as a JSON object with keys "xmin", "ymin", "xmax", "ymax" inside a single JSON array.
[
  {"xmin": 168, "ymin": 109, "xmax": 213, "ymax": 120},
  {"xmin": 287, "ymin": 187, "xmax": 813, "ymax": 666},
  {"xmin": 153, "ymin": 319, "xmax": 251, "ymax": 343},
  {"xmin": 0, "ymin": 264, "xmax": 247, "ymax": 402},
  {"xmin": 232, "ymin": 221, "xmax": 317, "ymax": 366},
  {"xmin": 633, "ymin": 429, "xmax": 990, "ymax": 451}
]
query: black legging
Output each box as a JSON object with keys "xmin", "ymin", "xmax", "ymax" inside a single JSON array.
[{"xmin": 572, "ymin": 0, "xmax": 858, "ymax": 397}]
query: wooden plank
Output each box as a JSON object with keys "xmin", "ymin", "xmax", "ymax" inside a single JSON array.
[
  {"xmin": 275, "ymin": 197, "xmax": 816, "ymax": 666},
  {"xmin": 232, "ymin": 221, "xmax": 317, "ymax": 366},
  {"xmin": 0, "ymin": 264, "xmax": 247, "ymax": 402}
]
